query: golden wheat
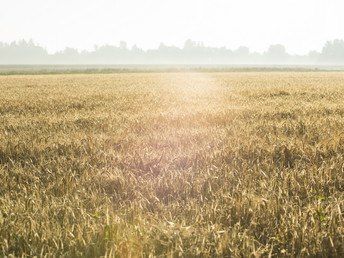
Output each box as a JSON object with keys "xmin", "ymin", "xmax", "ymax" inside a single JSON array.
[{"xmin": 0, "ymin": 72, "xmax": 344, "ymax": 257}]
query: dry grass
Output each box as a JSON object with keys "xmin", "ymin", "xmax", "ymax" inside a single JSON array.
[{"xmin": 0, "ymin": 72, "xmax": 344, "ymax": 257}]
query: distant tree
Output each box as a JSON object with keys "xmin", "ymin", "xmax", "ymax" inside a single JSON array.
[
  {"xmin": 63, "ymin": 47, "xmax": 79, "ymax": 56},
  {"xmin": 234, "ymin": 46, "xmax": 249, "ymax": 56},
  {"xmin": 119, "ymin": 41, "xmax": 127, "ymax": 49},
  {"xmin": 0, "ymin": 39, "xmax": 48, "ymax": 64},
  {"xmin": 53, "ymin": 47, "xmax": 80, "ymax": 63},
  {"xmin": 181, "ymin": 39, "xmax": 208, "ymax": 63},
  {"xmin": 308, "ymin": 50, "xmax": 321, "ymax": 63},
  {"xmin": 264, "ymin": 44, "xmax": 288, "ymax": 63},
  {"xmin": 2, "ymin": 38, "xmax": 344, "ymax": 64},
  {"xmin": 231, "ymin": 46, "xmax": 250, "ymax": 63},
  {"xmin": 321, "ymin": 39, "xmax": 344, "ymax": 62},
  {"xmin": 183, "ymin": 39, "xmax": 197, "ymax": 50}
]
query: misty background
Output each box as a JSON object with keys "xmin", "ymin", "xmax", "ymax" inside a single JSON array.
[
  {"xmin": 2, "ymin": 0, "xmax": 344, "ymax": 65},
  {"xmin": 1, "ymin": 39, "xmax": 344, "ymax": 65}
]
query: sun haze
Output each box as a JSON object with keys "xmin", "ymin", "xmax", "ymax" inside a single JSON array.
[{"xmin": 1, "ymin": 0, "xmax": 343, "ymax": 54}]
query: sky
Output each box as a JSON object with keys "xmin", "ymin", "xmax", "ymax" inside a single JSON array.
[{"xmin": 1, "ymin": 0, "xmax": 344, "ymax": 55}]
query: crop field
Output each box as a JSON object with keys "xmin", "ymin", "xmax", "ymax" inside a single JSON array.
[{"xmin": 0, "ymin": 72, "xmax": 344, "ymax": 257}]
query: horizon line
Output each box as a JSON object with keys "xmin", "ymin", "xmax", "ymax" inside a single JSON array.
[{"xmin": 0, "ymin": 38, "xmax": 337, "ymax": 55}]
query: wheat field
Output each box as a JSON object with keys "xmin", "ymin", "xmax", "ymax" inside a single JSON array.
[{"xmin": 0, "ymin": 72, "xmax": 344, "ymax": 257}]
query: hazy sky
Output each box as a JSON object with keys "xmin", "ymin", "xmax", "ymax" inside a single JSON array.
[{"xmin": 1, "ymin": 0, "xmax": 344, "ymax": 54}]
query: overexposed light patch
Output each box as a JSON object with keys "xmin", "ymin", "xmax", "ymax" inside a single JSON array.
[{"xmin": 0, "ymin": 0, "xmax": 343, "ymax": 54}]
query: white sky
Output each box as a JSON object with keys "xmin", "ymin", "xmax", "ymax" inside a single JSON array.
[{"xmin": 1, "ymin": 0, "xmax": 343, "ymax": 54}]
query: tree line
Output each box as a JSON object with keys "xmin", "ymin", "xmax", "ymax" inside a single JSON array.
[{"xmin": 0, "ymin": 39, "xmax": 344, "ymax": 64}]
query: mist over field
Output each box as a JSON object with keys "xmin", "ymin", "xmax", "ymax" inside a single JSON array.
[
  {"xmin": 2, "ymin": 0, "xmax": 344, "ymax": 65},
  {"xmin": 1, "ymin": 39, "xmax": 344, "ymax": 65}
]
